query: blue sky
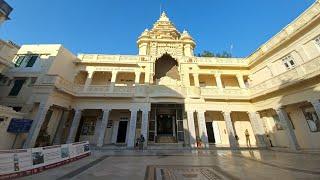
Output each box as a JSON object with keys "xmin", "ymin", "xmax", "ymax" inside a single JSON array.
[{"xmin": 0, "ymin": 0, "xmax": 315, "ymax": 57}]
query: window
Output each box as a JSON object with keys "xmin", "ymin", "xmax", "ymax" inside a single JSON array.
[
  {"xmin": 8, "ymin": 79, "xmax": 26, "ymax": 96},
  {"xmin": 81, "ymin": 118, "xmax": 96, "ymax": 136},
  {"xmin": 302, "ymin": 107, "xmax": 320, "ymax": 132},
  {"xmin": 315, "ymin": 36, "xmax": 320, "ymax": 47},
  {"xmin": 12, "ymin": 107, "xmax": 22, "ymax": 112},
  {"xmin": 282, "ymin": 55, "xmax": 295, "ymax": 70},
  {"xmin": 14, "ymin": 55, "xmax": 39, "ymax": 68},
  {"xmin": 14, "ymin": 56, "xmax": 25, "ymax": 67},
  {"xmin": 25, "ymin": 55, "xmax": 38, "ymax": 67}
]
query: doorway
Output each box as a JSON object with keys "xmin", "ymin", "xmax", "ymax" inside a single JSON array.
[
  {"xmin": 117, "ymin": 121, "xmax": 128, "ymax": 143},
  {"xmin": 206, "ymin": 122, "xmax": 215, "ymax": 143},
  {"xmin": 157, "ymin": 114, "xmax": 173, "ymax": 135}
]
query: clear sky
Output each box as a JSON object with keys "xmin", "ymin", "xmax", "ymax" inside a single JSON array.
[{"xmin": 0, "ymin": 0, "xmax": 315, "ymax": 57}]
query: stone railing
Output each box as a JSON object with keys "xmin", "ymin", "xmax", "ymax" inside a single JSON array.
[
  {"xmin": 193, "ymin": 57, "xmax": 249, "ymax": 66},
  {"xmin": 201, "ymin": 87, "xmax": 250, "ymax": 99},
  {"xmin": 77, "ymin": 54, "xmax": 149, "ymax": 63},
  {"xmin": 35, "ymin": 55, "xmax": 320, "ymax": 99},
  {"xmin": 250, "ymin": 56, "xmax": 320, "ymax": 97}
]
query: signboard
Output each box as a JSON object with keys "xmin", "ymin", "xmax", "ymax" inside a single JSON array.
[
  {"xmin": 7, "ymin": 119, "xmax": 33, "ymax": 133},
  {"xmin": 0, "ymin": 141, "xmax": 90, "ymax": 179}
]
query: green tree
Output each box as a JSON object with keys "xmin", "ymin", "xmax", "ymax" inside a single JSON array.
[{"xmin": 197, "ymin": 50, "xmax": 232, "ymax": 58}]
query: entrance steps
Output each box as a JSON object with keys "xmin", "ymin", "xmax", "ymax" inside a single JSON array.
[
  {"xmin": 147, "ymin": 143, "xmax": 186, "ymax": 150},
  {"xmin": 156, "ymin": 136, "xmax": 177, "ymax": 143}
]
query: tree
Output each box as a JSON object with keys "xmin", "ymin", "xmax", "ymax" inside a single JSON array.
[{"xmin": 197, "ymin": 50, "xmax": 232, "ymax": 58}]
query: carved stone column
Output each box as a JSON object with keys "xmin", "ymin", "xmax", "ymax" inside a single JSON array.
[
  {"xmin": 53, "ymin": 110, "xmax": 70, "ymax": 145},
  {"xmin": 193, "ymin": 73, "xmax": 200, "ymax": 87},
  {"xmin": 109, "ymin": 71, "xmax": 118, "ymax": 92},
  {"xmin": 96, "ymin": 109, "xmax": 111, "ymax": 147},
  {"xmin": 215, "ymin": 73, "xmax": 223, "ymax": 89},
  {"xmin": 84, "ymin": 71, "xmax": 93, "ymax": 91},
  {"xmin": 135, "ymin": 72, "xmax": 141, "ymax": 84},
  {"xmin": 66, "ymin": 109, "xmax": 83, "ymax": 143},
  {"xmin": 141, "ymin": 109, "xmax": 149, "ymax": 147},
  {"xmin": 127, "ymin": 108, "xmax": 138, "ymax": 148},
  {"xmin": 247, "ymin": 112, "xmax": 267, "ymax": 148},
  {"xmin": 310, "ymin": 100, "xmax": 320, "ymax": 120},
  {"xmin": 275, "ymin": 107, "xmax": 299, "ymax": 151},
  {"xmin": 24, "ymin": 103, "xmax": 50, "ymax": 148},
  {"xmin": 236, "ymin": 74, "xmax": 246, "ymax": 89},
  {"xmin": 212, "ymin": 121, "xmax": 221, "ymax": 144},
  {"xmin": 222, "ymin": 111, "xmax": 239, "ymax": 149},
  {"xmin": 197, "ymin": 110, "xmax": 209, "ymax": 148},
  {"xmin": 187, "ymin": 111, "xmax": 197, "ymax": 148}
]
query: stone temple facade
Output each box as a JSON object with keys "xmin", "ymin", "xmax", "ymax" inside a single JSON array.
[{"xmin": 0, "ymin": 1, "xmax": 320, "ymax": 151}]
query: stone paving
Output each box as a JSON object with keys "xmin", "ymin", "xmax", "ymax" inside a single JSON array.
[{"xmin": 19, "ymin": 149, "xmax": 320, "ymax": 180}]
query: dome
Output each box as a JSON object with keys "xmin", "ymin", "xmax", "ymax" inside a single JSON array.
[
  {"xmin": 139, "ymin": 29, "xmax": 150, "ymax": 39},
  {"xmin": 180, "ymin": 30, "xmax": 193, "ymax": 40}
]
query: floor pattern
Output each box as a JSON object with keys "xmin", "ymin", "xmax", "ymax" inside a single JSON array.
[{"xmin": 145, "ymin": 165, "xmax": 239, "ymax": 180}]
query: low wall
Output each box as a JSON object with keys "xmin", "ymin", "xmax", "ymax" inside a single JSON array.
[{"xmin": 0, "ymin": 141, "xmax": 90, "ymax": 179}]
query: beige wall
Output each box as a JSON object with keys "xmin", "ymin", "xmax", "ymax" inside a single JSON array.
[{"xmin": 0, "ymin": 106, "xmax": 25, "ymax": 149}]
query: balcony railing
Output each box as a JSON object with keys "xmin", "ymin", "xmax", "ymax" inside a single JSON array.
[
  {"xmin": 201, "ymin": 87, "xmax": 250, "ymax": 99},
  {"xmin": 35, "ymin": 56, "xmax": 320, "ymax": 99}
]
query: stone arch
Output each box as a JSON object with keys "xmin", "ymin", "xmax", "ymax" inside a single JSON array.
[{"xmin": 154, "ymin": 53, "xmax": 180, "ymax": 82}]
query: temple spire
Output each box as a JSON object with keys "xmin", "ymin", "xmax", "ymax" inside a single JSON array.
[{"xmin": 159, "ymin": 11, "xmax": 170, "ymax": 22}]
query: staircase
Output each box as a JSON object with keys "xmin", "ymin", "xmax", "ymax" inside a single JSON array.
[{"xmin": 156, "ymin": 135, "xmax": 177, "ymax": 143}]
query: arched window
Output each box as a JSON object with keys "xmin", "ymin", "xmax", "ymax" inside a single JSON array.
[{"xmin": 154, "ymin": 54, "xmax": 180, "ymax": 82}]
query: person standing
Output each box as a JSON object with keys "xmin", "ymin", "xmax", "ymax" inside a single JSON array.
[
  {"xmin": 139, "ymin": 134, "xmax": 145, "ymax": 150},
  {"xmin": 245, "ymin": 129, "xmax": 251, "ymax": 148}
]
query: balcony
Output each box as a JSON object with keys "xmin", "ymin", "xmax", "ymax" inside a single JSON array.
[
  {"xmin": 250, "ymin": 55, "xmax": 320, "ymax": 98},
  {"xmin": 34, "ymin": 55, "xmax": 320, "ymax": 99}
]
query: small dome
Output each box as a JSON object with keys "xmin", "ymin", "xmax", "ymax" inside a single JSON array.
[
  {"xmin": 139, "ymin": 29, "xmax": 150, "ymax": 39},
  {"xmin": 180, "ymin": 30, "xmax": 193, "ymax": 40}
]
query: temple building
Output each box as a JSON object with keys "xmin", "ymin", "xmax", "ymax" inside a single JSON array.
[{"xmin": 0, "ymin": 1, "xmax": 320, "ymax": 151}]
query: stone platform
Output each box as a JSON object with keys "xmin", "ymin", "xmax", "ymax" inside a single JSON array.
[{"xmin": 19, "ymin": 149, "xmax": 320, "ymax": 180}]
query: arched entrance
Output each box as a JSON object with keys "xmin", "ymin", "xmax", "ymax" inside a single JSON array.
[{"xmin": 154, "ymin": 54, "xmax": 180, "ymax": 83}]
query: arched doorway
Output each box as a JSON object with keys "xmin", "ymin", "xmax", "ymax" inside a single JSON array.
[{"xmin": 154, "ymin": 54, "xmax": 180, "ymax": 83}]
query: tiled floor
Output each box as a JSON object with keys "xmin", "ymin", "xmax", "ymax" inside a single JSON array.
[{"xmin": 19, "ymin": 150, "xmax": 320, "ymax": 180}]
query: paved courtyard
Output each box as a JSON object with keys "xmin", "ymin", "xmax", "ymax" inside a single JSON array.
[{"xmin": 19, "ymin": 149, "xmax": 320, "ymax": 180}]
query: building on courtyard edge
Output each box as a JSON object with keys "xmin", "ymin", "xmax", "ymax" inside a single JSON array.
[
  {"xmin": 0, "ymin": 0, "xmax": 23, "ymax": 150},
  {"xmin": 0, "ymin": 1, "xmax": 320, "ymax": 151}
]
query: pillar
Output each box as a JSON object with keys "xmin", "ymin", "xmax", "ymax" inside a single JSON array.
[
  {"xmin": 236, "ymin": 74, "xmax": 246, "ymax": 89},
  {"xmin": 187, "ymin": 111, "xmax": 197, "ymax": 148},
  {"xmin": 127, "ymin": 108, "xmax": 138, "ymax": 148},
  {"xmin": 310, "ymin": 100, "xmax": 320, "ymax": 119},
  {"xmin": 24, "ymin": 103, "xmax": 50, "ymax": 148},
  {"xmin": 84, "ymin": 71, "xmax": 93, "ymax": 91},
  {"xmin": 111, "ymin": 121, "xmax": 119, "ymax": 143},
  {"xmin": 53, "ymin": 110, "xmax": 70, "ymax": 145},
  {"xmin": 66, "ymin": 109, "xmax": 82, "ymax": 143},
  {"xmin": 197, "ymin": 110, "xmax": 209, "ymax": 148},
  {"xmin": 212, "ymin": 121, "xmax": 221, "ymax": 144},
  {"xmin": 96, "ymin": 109, "xmax": 111, "ymax": 147},
  {"xmin": 275, "ymin": 108, "xmax": 299, "ymax": 151},
  {"xmin": 247, "ymin": 112, "xmax": 267, "ymax": 148},
  {"xmin": 109, "ymin": 71, "xmax": 118, "ymax": 92},
  {"xmin": 222, "ymin": 111, "xmax": 239, "ymax": 149},
  {"xmin": 141, "ymin": 109, "xmax": 149, "ymax": 147},
  {"xmin": 215, "ymin": 73, "xmax": 223, "ymax": 89},
  {"xmin": 135, "ymin": 72, "xmax": 141, "ymax": 84},
  {"xmin": 184, "ymin": 73, "xmax": 191, "ymax": 87},
  {"xmin": 193, "ymin": 73, "xmax": 200, "ymax": 87}
]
